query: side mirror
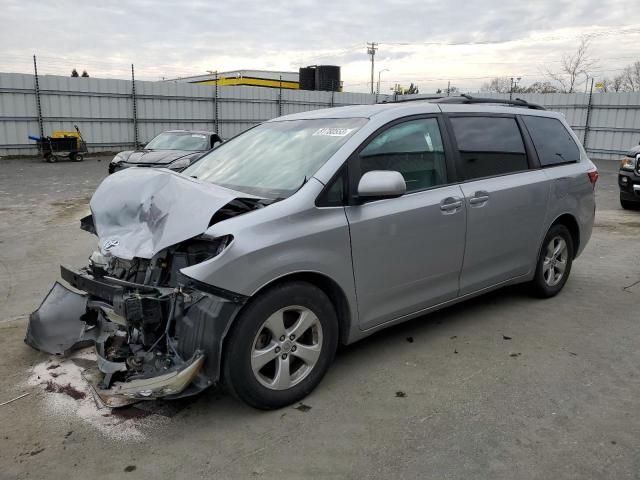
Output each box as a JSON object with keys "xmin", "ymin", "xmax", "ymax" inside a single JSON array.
[
  {"xmin": 357, "ymin": 170, "xmax": 406, "ymax": 199},
  {"xmin": 138, "ymin": 142, "xmax": 147, "ymax": 149}
]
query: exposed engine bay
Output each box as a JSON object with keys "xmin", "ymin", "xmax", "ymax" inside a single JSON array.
[{"xmin": 25, "ymin": 168, "xmax": 270, "ymax": 407}]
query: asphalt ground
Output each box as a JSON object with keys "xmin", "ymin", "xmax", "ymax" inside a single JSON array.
[{"xmin": 0, "ymin": 157, "xmax": 639, "ymax": 480}]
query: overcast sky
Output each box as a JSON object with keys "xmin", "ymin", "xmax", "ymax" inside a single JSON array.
[{"xmin": 1, "ymin": 0, "xmax": 639, "ymax": 92}]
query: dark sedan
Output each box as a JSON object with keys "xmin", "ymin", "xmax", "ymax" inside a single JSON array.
[{"xmin": 108, "ymin": 130, "xmax": 222, "ymax": 174}]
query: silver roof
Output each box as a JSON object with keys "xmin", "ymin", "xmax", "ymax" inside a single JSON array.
[{"xmin": 271, "ymin": 101, "xmax": 563, "ymax": 123}]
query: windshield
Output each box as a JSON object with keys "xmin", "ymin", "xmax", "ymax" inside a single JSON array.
[
  {"xmin": 184, "ymin": 118, "xmax": 367, "ymax": 198},
  {"xmin": 145, "ymin": 132, "xmax": 209, "ymax": 151}
]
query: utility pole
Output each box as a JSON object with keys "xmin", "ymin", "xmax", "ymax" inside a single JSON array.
[
  {"xmin": 447, "ymin": 81, "xmax": 451, "ymax": 96},
  {"xmin": 32, "ymin": 55, "xmax": 44, "ymax": 140},
  {"xmin": 510, "ymin": 76, "xmax": 521, "ymax": 100},
  {"xmin": 131, "ymin": 64, "xmax": 139, "ymax": 149},
  {"xmin": 583, "ymin": 77, "xmax": 594, "ymax": 149},
  {"xmin": 367, "ymin": 42, "xmax": 378, "ymax": 95}
]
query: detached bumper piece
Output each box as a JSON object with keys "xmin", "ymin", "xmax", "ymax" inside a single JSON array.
[
  {"xmin": 84, "ymin": 353, "xmax": 205, "ymax": 408},
  {"xmin": 26, "ymin": 282, "xmax": 98, "ymax": 355},
  {"xmin": 25, "ymin": 265, "xmax": 244, "ymax": 405}
]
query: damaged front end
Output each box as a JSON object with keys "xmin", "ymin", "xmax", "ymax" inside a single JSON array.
[
  {"xmin": 25, "ymin": 168, "xmax": 263, "ymax": 406},
  {"xmin": 27, "ymin": 259, "xmax": 245, "ymax": 406}
]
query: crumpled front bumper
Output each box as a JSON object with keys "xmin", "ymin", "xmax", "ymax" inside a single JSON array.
[{"xmin": 25, "ymin": 265, "xmax": 244, "ymax": 406}]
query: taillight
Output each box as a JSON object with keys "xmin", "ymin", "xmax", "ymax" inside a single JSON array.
[{"xmin": 587, "ymin": 168, "xmax": 599, "ymax": 186}]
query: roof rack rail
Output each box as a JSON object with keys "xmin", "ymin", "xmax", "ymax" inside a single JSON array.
[
  {"xmin": 432, "ymin": 94, "xmax": 546, "ymax": 110},
  {"xmin": 381, "ymin": 95, "xmax": 444, "ymax": 104}
]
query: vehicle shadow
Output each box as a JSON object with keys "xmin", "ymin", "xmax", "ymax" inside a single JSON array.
[
  {"xmin": 335, "ymin": 283, "xmax": 531, "ymax": 361},
  {"xmin": 188, "ymin": 283, "xmax": 534, "ymax": 416}
]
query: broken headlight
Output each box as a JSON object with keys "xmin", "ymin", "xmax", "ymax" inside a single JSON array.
[
  {"xmin": 168, "ymin": 157, "xmax": 192, "ymax": 171},
  {"xmin": 620, "ymin": 157, "xmax": 636, "ymax": 171},
  {"xmin": 111, "ymin": 152, "xmax": 127, "ymax": 164},
  {"xmin": 170, "ymin": 235, "xmax": 233, "ymax": 271},
  {"xmin": 211, "ymin": 234, "xmax": 233, "ymax": 256}
]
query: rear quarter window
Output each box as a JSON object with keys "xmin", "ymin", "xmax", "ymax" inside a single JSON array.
[
  {"xmin": 522, "ymin": 116, "xmax": 580, "ymax": 167},
  {"xmin": 450, "ymin": 116, "xmax": 528, "ymax": 180}
]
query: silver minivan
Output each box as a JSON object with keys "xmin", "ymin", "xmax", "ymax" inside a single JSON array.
[{"xmin": 26, "ymin": 96, "xmax": 598, "ymax": 409}]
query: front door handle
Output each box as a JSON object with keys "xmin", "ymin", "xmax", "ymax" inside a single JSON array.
[
  {"xmin": 469, "ymin": 191, "xmax": 489, "ymax": 206},
  {"xmin": 440, "ymin": 196, "xmax": 463, "ymax": 214}
]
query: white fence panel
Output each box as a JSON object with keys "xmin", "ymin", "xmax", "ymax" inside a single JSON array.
[{"xmin": 1, "ymin": 72, "xmax": 639, "ymax": 159}]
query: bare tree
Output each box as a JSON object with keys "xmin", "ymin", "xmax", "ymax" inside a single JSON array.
[
  {"xmin": 597, "ymin": 76, "xmax": 624, "ymax": 92},
  {"xmin": 480, "ymin": 77, "xmax": 530, "ymax": 94},
  {"xmin": 612, "ymin": 75, "xmax": 625, "ymax": 92},
  {"xmin": 620, "ymin": 61, "xmax": 640, "ymax": 91},
  {"xmin": 597, "ymin": 62, "xmax": 640, "ymax": 92},
  {"xmin": 523, "ymin": 81, "xmax": 560, "ymax": 93},
  {"xmin": 480, "ymin": 77, "xmax": 511, "ymax": 93},
  {"xmin": 544, "ymin": 36, "xmax": 599, "ymax": 93}
]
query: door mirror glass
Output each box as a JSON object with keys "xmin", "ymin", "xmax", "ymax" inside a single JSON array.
[{"xmin": 357, "ymin": 170, "xmax": 406, "ymax": 199}]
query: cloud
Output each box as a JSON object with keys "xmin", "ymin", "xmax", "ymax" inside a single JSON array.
[{"xmin": 0, "ymin": 0, "xmax": 639, "ymax": 91}]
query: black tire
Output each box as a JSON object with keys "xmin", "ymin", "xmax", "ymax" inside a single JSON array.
[
  {"xmin": 71, "ymin": 153, "xmax": 84, "ymax": 162},
  {"xmin": 223, "ymin": 281, "xmax": 339, "ymax": 410},
  {"xmin": 620, "ymin": 196, "xmax": 638, "ymax": 210},
  {"xmin": 530, "ymin": 224, "xmax": 574, "ymax": 298}
]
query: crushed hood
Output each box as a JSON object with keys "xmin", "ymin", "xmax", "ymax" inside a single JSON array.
[
  {"xmin": 90, "ymin": 168, "xmax": 258, "ymax": 260},
  {"xmin": 626, "ymin": 145, "xmax": 640, "ymax": 158},
  {"xmin": 121, "ymin": 149, "xmax": 200, "ymax": 165}
]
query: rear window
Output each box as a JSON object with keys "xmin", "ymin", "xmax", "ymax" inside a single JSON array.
[
  {"xmin": 522, "ymin": 116, "xmax": 580, "ymax": 166},
  {"xmin": 450, "ymin": 116, "xmax": 528, "ymax": 180}
]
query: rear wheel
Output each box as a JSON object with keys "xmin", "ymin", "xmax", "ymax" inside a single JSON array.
[
  {"xmin": 70, "ymin": 153, "xmax": 84, "ymax": 162},
  {"xmin": 223, "ymin": 281, "xmax": 338, "ymax": 410},
  {"xmin": 530, "ymin": 224, "xmax": 574, "ymax": 298}
]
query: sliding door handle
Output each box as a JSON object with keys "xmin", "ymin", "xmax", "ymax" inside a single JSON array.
[
  {"xmin": 440, "ymin": 197, "xmax": 463, "ymax": 213},
  {"xmin": 469, "ymin": 191, "xmax": 489, "ymax": 206}
]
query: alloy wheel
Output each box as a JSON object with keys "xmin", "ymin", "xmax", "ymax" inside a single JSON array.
[
  {"xmin": 251, "ymin": 306, "xmax": 323, "ymax": 390},
  {"xmin": 543, "ymin": 236, "xmax": 568, "ymax": 287}
]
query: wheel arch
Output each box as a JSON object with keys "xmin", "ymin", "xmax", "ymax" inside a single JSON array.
[
  {"xmin": 250, "ymin": 272, "xmax": 353, "ymax": 346},
  {"xmin": 550, "ymin": 213, "xmax": 580, "ymax": 258},
  {"xmin": 223, "ymin": 271, "xmax": 354, "ymax": 350}
]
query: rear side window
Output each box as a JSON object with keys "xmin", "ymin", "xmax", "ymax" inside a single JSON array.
[
  {"xmin": 522, "ymin": 116, "xmax": 580, "ymax": 166},
  {"xmin": 358, "ymin": 118, "xmax": 447, "ymax": 193},
  {"xmin": 450, "ymin": 116, "xmax": 528, "ymax": 180}
]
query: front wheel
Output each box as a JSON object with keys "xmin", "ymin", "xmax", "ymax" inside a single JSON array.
[
  {"xmin": 223, "ymin": 281, "xmax": 339, "ymax": 410},
  {"xmin": 620, "ymin": 196, "xmax": 639, "ymax": 210},
  {"xmin": 530, "ymin": 224, "xmax": 574, "ymax": 298}
]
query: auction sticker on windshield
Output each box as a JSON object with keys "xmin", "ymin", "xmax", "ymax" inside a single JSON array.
[{"xmin": 312, "ymin": 128, "xmax": 355, "ymax": 137}]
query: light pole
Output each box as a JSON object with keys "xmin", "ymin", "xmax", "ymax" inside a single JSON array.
[{"xmin": 377, "ymin": 69, "xmax": 389, "ymax": 95}]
